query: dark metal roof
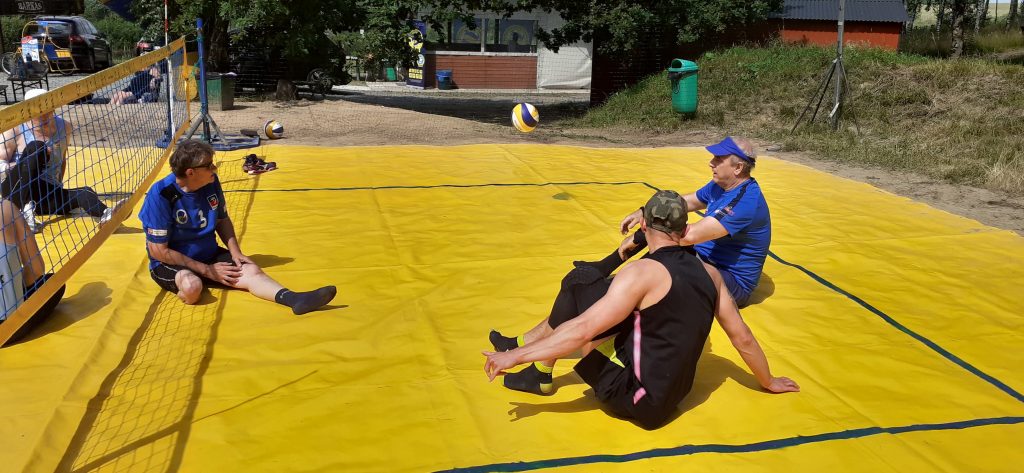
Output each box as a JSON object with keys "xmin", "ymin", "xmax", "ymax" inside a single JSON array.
[{"xmin": 770, "ymin": 0, "xmax": 909, "ymax": 23}]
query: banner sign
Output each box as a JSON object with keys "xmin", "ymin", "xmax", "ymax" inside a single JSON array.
[
  {"xmin": 406, "ymin": 20, "xmax": 427, "ymax": 89},
  {"xmin": 0, "ymin": 0, "xmax": 84, "ymax": 15}
]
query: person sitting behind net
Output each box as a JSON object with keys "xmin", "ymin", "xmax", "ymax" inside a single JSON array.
[
  {"xmin": 138, "ymin": 139, "xmax": 336, "ymax": 313},
  {"xmin": 111, "ymin": 66, "xmax": 162, "ymax": 105},
  {"xmin": 0, "ymin": 197, "xmax": 65, "ymax": 340},
  {"xmin": 0, "ymin": 89, "xmax": 117, "ymax": 232}
]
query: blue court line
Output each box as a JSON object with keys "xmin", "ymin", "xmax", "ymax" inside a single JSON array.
[
  {"xmin": 766, "ymin": 250, "xmax": 1024, "ymax": 404},
  {"xmin": 439, "ymin": 416, "xmax": 1024, "ymax": 472},
  {"xmin": 221, "ymin": 181, "xmax": 661, "ymax": 193},
  {"xmin": 688, "ymin": 207, "xmax": 1023, "ymax": 405}
]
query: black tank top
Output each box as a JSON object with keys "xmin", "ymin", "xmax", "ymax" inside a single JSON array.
[{"xmin": 618, "ymin": 245, "xmax": 717, "ymax": 412}]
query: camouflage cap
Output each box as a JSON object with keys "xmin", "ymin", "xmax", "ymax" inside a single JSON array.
[{"xmin": 643, "ymin": 190, "xmax": 687, "ymax": 234}]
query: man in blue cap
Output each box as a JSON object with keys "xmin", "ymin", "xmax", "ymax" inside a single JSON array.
[{"xmin": 619, "ymin": 136, "xmax": 769, "ymax": 308}]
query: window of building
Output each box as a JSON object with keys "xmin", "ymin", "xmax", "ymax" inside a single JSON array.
[{"xmin": 426, "ymin": 18, "xmax": 538, "ymax": 54}]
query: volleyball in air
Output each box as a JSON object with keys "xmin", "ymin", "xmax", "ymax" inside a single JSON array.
[
  {"xmin": 264, "ymin": 120, "xmax": 284, "ymax": 139},
  {"xmin": 511, "ymin": 103, "xmax": 539, "ymax": 133}
]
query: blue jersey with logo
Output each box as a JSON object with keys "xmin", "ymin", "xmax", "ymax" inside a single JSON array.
[
  {"xmin": 694, "ymin": 178, "xmax": 771, "ymax": 295},
  {"xmin": 139, "ymin": 173, "xmax": 228, "ymax": 269}
]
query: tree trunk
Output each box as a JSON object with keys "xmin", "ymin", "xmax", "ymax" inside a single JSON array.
[
  {"xmin": 951, "ymin": 2, "xmax": 965, "ymax": 58},
  {"xmin": 275, "ymin": 79, "xmax": 297, "ymax": 101},
  {"xmin": 1007, "ymin": 0, "xmax": 1020, "ymax": 31},
  {"xmin": 975, "ymin": 0, "xmax": 986, "ymax": 33},
  {"xmin": 907, "ymin": 0, "xmax": 918, "ymax": 28},
  {"xmin": 984, "ymin": 0, "xmax": 991, "ymax": 26},
  {"xmin": 937, "ymin": 0, "xmax": 947, "ymax": 32}
]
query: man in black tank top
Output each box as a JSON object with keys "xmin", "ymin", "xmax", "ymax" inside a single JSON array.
[{"xmin": 485, "ymin": 190, "xmax": 798, "ymax": 429}]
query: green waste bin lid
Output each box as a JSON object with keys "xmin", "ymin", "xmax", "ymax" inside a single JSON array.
[{"xmin": 668, "ymin": 58, "xmax": 698, "ymax": 72}]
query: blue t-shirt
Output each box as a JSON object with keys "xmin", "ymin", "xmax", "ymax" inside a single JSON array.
[
  {"xmin": 139, "ymin": 173, "xmax": 228, "ymax": 269},
  {"xmin": 694, "ymin": 178, "xmax": 771, "ymax": 295}
]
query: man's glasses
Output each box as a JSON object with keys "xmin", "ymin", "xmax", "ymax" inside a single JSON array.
[{"xmin": 191, "ymin": 161, "xmax": 217, "ymax": 171}]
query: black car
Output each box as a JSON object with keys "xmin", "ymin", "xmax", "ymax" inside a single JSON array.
[{"xmin": 23, "ymin": 16, "xmax": 113, "ymax": 72}]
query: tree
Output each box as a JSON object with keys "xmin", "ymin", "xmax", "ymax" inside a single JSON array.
[
  {"xmin": 1008, "ymin": 0, "xmax": 1020, "ymax": 32},
  {"xmin": 484, "ymin": 0, "xmax": 782, "ymax": 55},
  {"xmin": 84, "ymin": 0, "xmax": 142, "ymax": 56},
  {"xmin": 130, "ymin": 0, "xmax": 364, "ymax": 71},
  {"xmin": 949, "ymin": 0, "xmax": 968, "ymax": 58}
]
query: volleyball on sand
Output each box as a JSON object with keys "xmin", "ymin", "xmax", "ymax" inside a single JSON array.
[
  {"xmin": 511, "ymin": 103, "xmax": 539, "ymax": 133},
  {"xmin": 264, "ymin": 120, "xmax": 285, "ymax": 139}
]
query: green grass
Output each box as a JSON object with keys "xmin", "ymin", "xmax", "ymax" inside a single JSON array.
[
  {"xmin": 901, "ymin": 25, "xmax": 1024, "ymax": 57},
  {"xmin": 566, "ymin": 43, "xmax": 1024, "ymax": 195}
]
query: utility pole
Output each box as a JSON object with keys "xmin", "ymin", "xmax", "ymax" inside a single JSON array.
[{"xmin": 832, "ymin": 0, "xmax": 846, "ymax": 130}]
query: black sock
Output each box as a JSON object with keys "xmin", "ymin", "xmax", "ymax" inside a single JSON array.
[
  {"xmin": 503, "ymin": 362, "xmax": 553, "ymax": 395},
  {"xmin": 573, "ymin": 249, "xmax": 625, "ymax": 278},
  {"xmin": 489, "ymin": 329, "xmax": 520, "ymax": 351},
  {"xmin": 626, "ymin": 230, "xmax": 649, "ymax": 258},
  {"xmin": 275, "ymin": 286, "xmax": 337, "ymax": 315}
]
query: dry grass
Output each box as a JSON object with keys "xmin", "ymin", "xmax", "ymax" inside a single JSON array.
[{"xmin": 568, "ymin": 43, "xmax": 1024, "ymax": 195}]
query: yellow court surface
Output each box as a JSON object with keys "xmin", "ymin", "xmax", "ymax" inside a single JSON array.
[{"xmin": 1, "ymin": 144, "xmax": 1022, "ymax": 472}]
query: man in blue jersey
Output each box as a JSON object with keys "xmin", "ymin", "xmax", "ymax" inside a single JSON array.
[
  {"xmin": 485, "ymin": 190, "xmax": 797, "ymax": 429},
  {"xmin": 138, "ymin": 140, "xmax": 336, "ymax": 314},
  {"xmin": 619, "ymin": 136, "xmax": 769, "ymax": 308}
]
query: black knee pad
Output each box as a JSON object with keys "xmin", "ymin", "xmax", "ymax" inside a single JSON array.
[{"xmin": 560, "ymin": 264, "xmax": 604, "ymax": 291}]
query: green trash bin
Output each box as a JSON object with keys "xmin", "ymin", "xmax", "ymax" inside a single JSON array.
[
  {"xmin": 205, "ymin": 72, "xmax": 234, "ymax": 111},
  {"xmin": 668, "ymin": 59, "xmax": 699, "ymax": 115}
]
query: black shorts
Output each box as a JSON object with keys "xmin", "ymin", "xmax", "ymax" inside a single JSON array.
[
  {"xmin": 575, "ymin": 347, "xmax": 668, "ymax": 430},
  {"xmin": 149, "ymin": 247, "xmax": 233, "ymax": 293}
]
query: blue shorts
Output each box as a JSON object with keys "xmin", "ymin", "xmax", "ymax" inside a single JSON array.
[{"xmin": 717, "ymin": 269, "xmax": 752, "ymax": 308}]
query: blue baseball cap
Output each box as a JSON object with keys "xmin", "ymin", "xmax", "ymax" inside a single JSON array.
[{"xmin": 705, "ymin": 136, "xmax": 754, "ymax": 163}]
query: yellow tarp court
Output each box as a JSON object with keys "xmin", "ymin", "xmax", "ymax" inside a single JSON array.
[{"xmin": 1, "ymin": 144, "xmax": 1022, "ymax": 472}]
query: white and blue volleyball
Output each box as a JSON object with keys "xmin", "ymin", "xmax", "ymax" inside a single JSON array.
[
  {"xmin": 264, "ymin": 120, "xmax": 284, "ymax": 139},
  {"xmin": 511, "ymin": 103, "xmax": 539, "ymax": 133}
]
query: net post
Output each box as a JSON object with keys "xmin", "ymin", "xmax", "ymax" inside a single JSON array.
[{"xmin": 196, "ymin": 18, "xmax": 210, "ymax": 141}]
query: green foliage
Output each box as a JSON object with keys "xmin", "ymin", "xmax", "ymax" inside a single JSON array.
[
  {"xmin": 332, "ymin": 31, "xmax": 369, "ymax": 58},
  {"xmin": 970, "ymin": 25, "xmax": 1024, "ymax": 54},
  {"xmin": 902, "ymin": 23, "xmax": 1024, "ymax": 57},
  {"xmin": 1, "ymin": 15, "xmax": 30, "ymax": 50},
  {"xmin": 359, "ymin": 0, "xmax": 473, "ymax": 73},
  {"xmin": 83, "ymin": 0, "xmax": 143, "ymax": 58},
  {"xmin": 120, "ymin": 0, "xmax": 471, "ymax": 77},
  {"xmin": 487, "ymin": 0, "xmax": 783, "ymax": 54},
  {"xmin": 570, "ymin": 43, "xmax": 1024, "ymax": 194}
]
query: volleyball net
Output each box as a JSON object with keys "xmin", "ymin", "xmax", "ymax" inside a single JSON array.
[{"xmin": 0, "ymin": 38, "xmax": 193, "ymax": 344}]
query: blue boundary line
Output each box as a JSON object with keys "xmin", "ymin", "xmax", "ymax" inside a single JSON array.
[
  {"xmin": 438, "ymin": 416, "xmax": 1024, "ymax": 472},
  {"xmin": 765, "ymin": 250, "xmax": 1024, "ymax": 404},
  {"xmin": 222, "ymin": 181, "xmax": 661, "ymax": 193}
]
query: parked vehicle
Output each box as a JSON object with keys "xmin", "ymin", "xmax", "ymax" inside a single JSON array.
[
  {"xmin": 227, "ymin": 27, "xmax": 347, "ymax": 93},
  {"xmin": 20, "ymin": 16, "xmax": 113, "ymax": 72},
  {"xmin": 135, "ymin": 36, "xmax": 167, "ymax": 56}
]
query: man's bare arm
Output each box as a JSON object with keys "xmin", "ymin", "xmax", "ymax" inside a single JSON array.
[
  {"xmin": 704, "ymin": 262, "xmax": 799, "ymax": 393},
  {"xmin": 682, "ymin": 192, "xmax": 705, "ymax": 212},
  {"xmin": 680, "ymin": 216, "xmax": 729, "ymax": 246},
  {"xmin": 0, "ymin": 129, "xmax": 17, "ymax": 163},
  {"xmin": 147, "ymin": 240, "xmax": 241, "ymax": 286}
]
